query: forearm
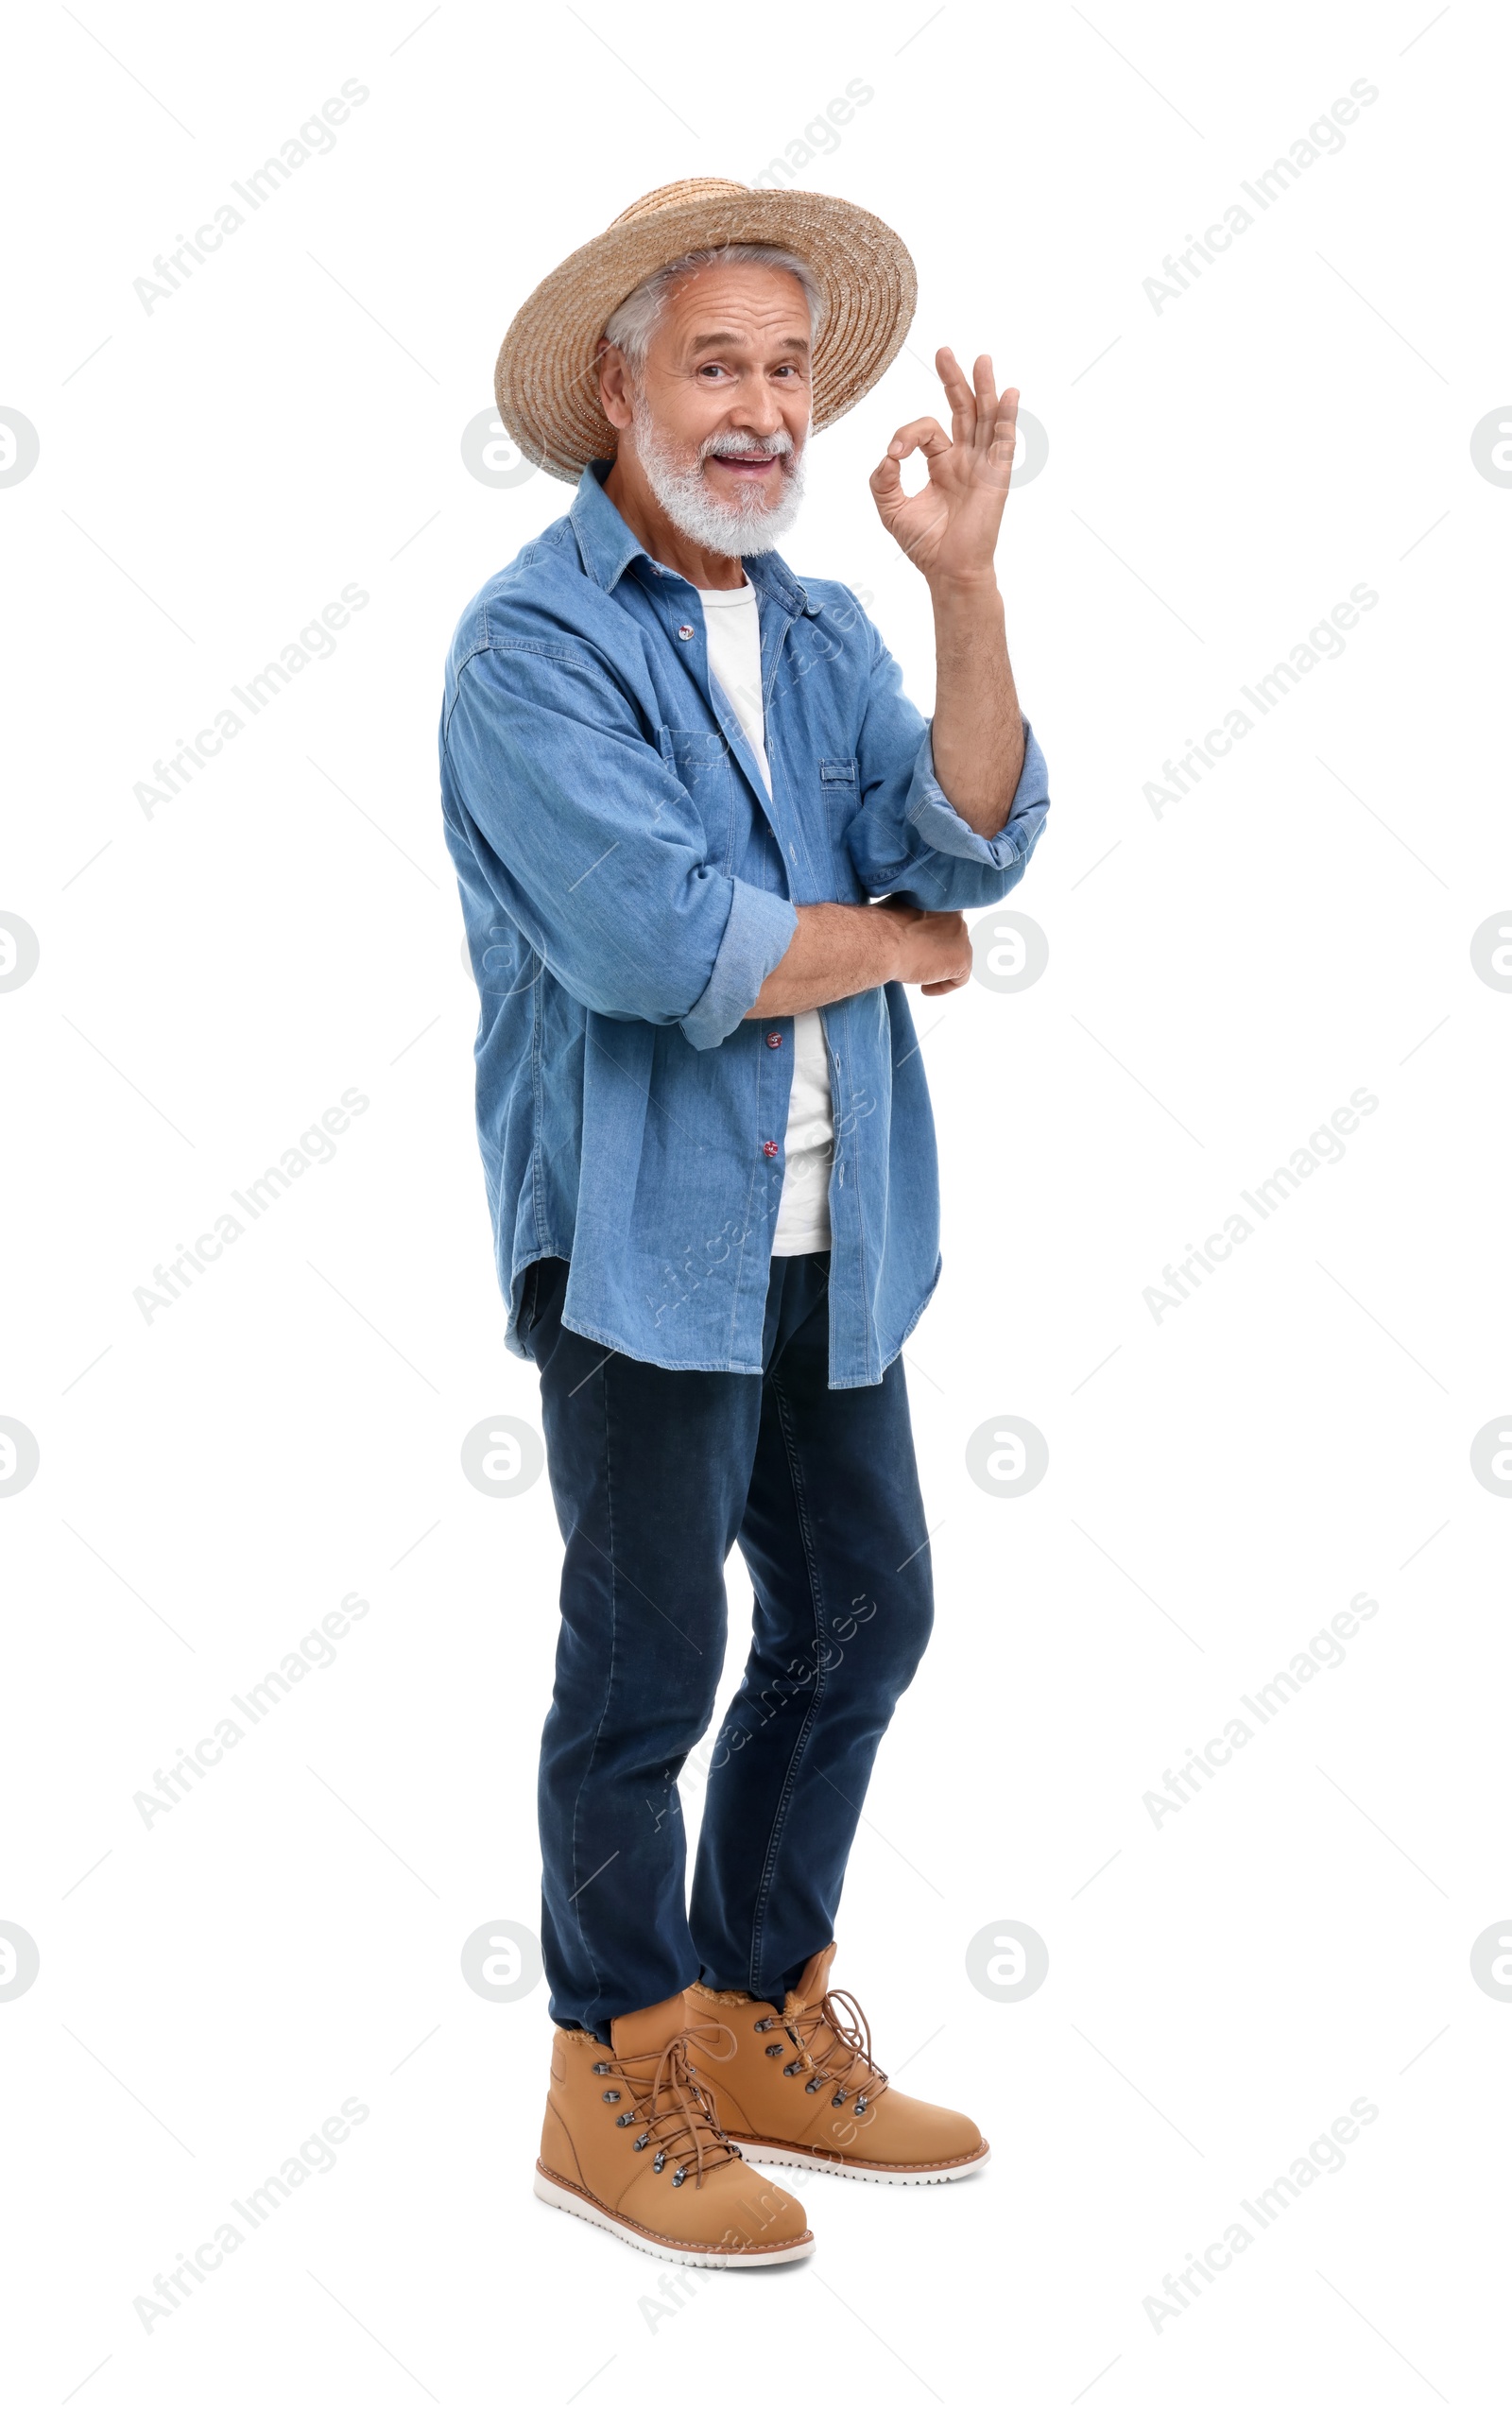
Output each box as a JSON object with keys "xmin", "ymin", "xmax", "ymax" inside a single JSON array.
[
  {"xmin": 927, "ymin": 577, "xmax": 1024, "ymax": 836},
  {"xmin": 744, "ymin": 903, "xmax": 900, "ymax": 1017}
]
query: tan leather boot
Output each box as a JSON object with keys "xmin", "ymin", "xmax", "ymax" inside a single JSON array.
[
  {"xmin": 686, "ymin": 1945, "xmax": 990, "ymax": 2184},
  {"xmin": 534, "ymin": 1990, "xmax": 815, "ymax": 2264}
]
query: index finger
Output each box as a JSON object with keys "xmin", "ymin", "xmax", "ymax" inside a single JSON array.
[{"xmin": 885, "ymin": 416, "xmax": 952, "ymax": 459}]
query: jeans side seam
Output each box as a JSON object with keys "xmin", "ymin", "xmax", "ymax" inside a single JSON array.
[
  {"xmin": 747, "ymin": 1369, "xmax": 829, "ymax": 1995},
  {"xmin": 566, "ymin": 1360, "xmax": 616, "ymax": 2031}
]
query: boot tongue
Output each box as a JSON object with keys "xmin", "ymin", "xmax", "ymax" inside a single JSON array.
[
  {"xmin": 610, "ymin": 1990, "xmax": 690, "ymax": 2061},
  {"xmin": 785, "ymin": 1943, "xmax": 837, "ymax": 2012}
]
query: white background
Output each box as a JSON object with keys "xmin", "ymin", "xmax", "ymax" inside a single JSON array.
[{"xmin": 4, "ymin": 2, "xmax": 1509, "ymax": 2402}]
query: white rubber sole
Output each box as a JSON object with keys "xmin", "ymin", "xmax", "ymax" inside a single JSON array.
[
  {"xmin": 532, "ymin": 2169, "xmax": 815, "ymax": 2265},
  {"xmin": 734, "ymin": 2140, "xmax": 992, "ymax": 2186}
]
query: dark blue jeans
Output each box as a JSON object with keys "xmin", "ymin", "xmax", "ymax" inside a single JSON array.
[{"xmin": 520, "ymin": 1250, "xmax": 935, "ymax": 2040}]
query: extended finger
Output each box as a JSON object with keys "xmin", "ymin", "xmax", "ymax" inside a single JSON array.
[
  {"xmin": 936, "ymin": 346, "xmax": 976, "ymax": 444},
  {"xmin": 971, "ymin": 355, "xmax": 999, "ymax": 449},
  {"xmin": 988, "ymin": 385, "xmax": 1021, "ymax": 471}
]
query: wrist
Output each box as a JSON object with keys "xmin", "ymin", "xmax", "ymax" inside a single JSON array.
[
  {"xmin": 875, "ymin": 907, "xmax": 909, "ymax": 983},
  {"xmin": 927, "ymin": 570, "xmax": 1003, "ymax": 610}
]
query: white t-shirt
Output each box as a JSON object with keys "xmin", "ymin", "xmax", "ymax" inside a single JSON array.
[{"xmin": 696, "ymin": 578, "xmax": 833, "ymax": 1256}]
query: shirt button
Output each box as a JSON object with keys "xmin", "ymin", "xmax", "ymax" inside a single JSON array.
[
  {"xmin": 677, "ymin": 622, "xmax": 695, "ymax": 641},
  {"xmin": 763, "ymin": 1140, "xmax": 780, "ymax": 1158},
  {"xmin": 765, "ymin": 1032, "xmax": 782, "ymax": 1048}
]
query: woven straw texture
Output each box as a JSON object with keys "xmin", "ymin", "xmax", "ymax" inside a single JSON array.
[{"xmin": 493, "ymin": 178, "xmax": 917, "ymax": 483}]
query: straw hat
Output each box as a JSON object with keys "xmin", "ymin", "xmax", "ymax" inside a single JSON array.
[{"xmin": 493, "ymin": 178, "xmax": 917, "ymax": 484}]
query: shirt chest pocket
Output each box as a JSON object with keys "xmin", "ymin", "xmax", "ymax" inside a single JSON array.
[{"xmin": 658, "ymin": 727, "xmax": 735, "ymax": 870}]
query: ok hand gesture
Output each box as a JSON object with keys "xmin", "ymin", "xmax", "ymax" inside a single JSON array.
[{"xmin": 869, "ymin": 349, "xmax": 1019, "ymax": 590}]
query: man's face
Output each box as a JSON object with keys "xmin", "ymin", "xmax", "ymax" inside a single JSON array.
[{"xmin": 603, "ymin": 261, "xmax": 814, "ymax": 553}]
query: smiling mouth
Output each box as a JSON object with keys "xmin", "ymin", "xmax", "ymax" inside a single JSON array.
[{"xmin": 707, "ymin": 452, "xmax": 782, "ymax": 477}]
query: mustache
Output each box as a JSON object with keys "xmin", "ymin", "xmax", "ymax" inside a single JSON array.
[{"xmin": 700, "ymin": 428, "xmax": 798, "ymax": 461}]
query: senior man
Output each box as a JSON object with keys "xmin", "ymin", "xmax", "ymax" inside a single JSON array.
[{"xmin": 439, "ymin": 180, "xmax": 1050, "ymax": 2268}]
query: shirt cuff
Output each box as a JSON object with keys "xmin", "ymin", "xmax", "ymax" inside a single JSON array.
[
  {"xmin": 679, "ymin": 876, "xmax": 798, "ymax": 1052},
  {"xmin": 905, "ymin": 716, "xmax": 1050, "ymax": 868}
]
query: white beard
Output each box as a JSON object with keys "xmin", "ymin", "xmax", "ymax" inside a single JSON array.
[{"xmin": 629, "ymin": 410, "xmax": 808, "ymax": 557}]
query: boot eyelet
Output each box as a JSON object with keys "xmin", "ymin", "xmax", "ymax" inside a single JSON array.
[
  {"xmin": 783, "ymin": 2060, "xmax": 805, "ymax": 2077},
  {"xmin": 633, "ymin": 2135, "xmax": 650, "ymax": 2150},
  {"xmin": 854, "ymin": 2094, "xmax": 868, "ymax": 2113},
  {"xmin": 653, "ymin": 2151, "xmax": 666, "ymax": 2173},
  {"xmin": 753, "ymin": 2016, "xmax": 773, "ymax": 2031},
  {"xmin": 617, "ymin": 2111, "xmax": 636, "ymax": 2126},
  {"xmin": 601, "ymin": 2090, "xmax": 621, "ymax": 2103},
  {"xmin": 593, "ymin": 2061, "xmax": 611, "ymax": 2074},
  {"xmin": 805, "ymin": 2076, "xmax": 823, "ymax": 2093},
  {"xmin": 832, "ymin": 2090, "xmax": 847, "ymax": 2107},
  {"xmin": 671, "ymin": 2168, "xmax": 686, "ymax": 2188},
  {"xmin": 765, "ymin": 2042, "xmax": 784, "ymax": 2057}
]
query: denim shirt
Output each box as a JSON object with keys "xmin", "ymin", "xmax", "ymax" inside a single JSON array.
[{"xmin": 438, "ymin": 461, "xmax": 1050, "ymax": 1387}]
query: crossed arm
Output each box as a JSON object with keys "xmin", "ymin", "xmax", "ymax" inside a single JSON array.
[
  {"xmin": 747, "ymin": 572, "xmax": 1024, "ymax": 1017},
  {"xmin": 746, "ymin": 898, "xmax": 973, "ymax": 1013},
  {"xmin": 747, "ymin": 346, "xmax": 1026, "ymax": 1020}
]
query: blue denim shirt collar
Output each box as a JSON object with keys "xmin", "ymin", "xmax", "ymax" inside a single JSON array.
[{"xmin": 568, "ymin": 459, "xmax": 822, "ymax": 619}]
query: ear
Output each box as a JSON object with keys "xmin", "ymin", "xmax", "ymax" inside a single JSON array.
[{"xmin": 597, "ymin": 342, "xmax": 634, "ymax": 433}]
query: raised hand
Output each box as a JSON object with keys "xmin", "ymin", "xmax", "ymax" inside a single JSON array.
[{"xmin": 869, "ymin": 349, "xmax": 1018, "ymax": 589}]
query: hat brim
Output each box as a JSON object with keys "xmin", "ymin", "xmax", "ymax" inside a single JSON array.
[{"xmin": 494, "ymin": 187, "xmax": 917, "ymax": 484}]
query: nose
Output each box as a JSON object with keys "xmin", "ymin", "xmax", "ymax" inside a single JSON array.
[{"xmin": 730, "ymin": 383, "xmax": 785, "ymax": 440}]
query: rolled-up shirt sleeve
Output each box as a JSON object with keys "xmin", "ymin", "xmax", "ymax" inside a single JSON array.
[
  {"xmin": 442, "ymin": 639, "xmax": 796, "ymax": 1048},
  {"xmin": 679, "ymin": 872, "xmax": 798, "ymax": 1049},
  {"xmin": 840, "ymin": 602, "xmax": 1051, "ymax": 909},
  {"xmin": 902, "ymin": 718, "xmax": 1049, "ymax": 867}
]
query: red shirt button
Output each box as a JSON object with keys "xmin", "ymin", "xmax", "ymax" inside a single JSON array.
[
  {"xmin": 765, "ymin": 1032, "xmax": 782, "ymax": 1048},
  {"xmin": 763, "ymin": 1140, "xmax": 780, "ymax": 1158}
]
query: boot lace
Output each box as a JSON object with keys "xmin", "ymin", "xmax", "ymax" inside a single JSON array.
[
  {"xmin": 600, "ymin": 2020, "xmax": 742, "ymax": 2188},
  {"xmin": 757, "ymin": 1988, "xmax": 891, "ymax": 2113}
]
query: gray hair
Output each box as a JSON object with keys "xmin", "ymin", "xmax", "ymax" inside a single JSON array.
[{"xmin": 601, "ymin": 244, "xmax": 826, "ymax": 375}]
